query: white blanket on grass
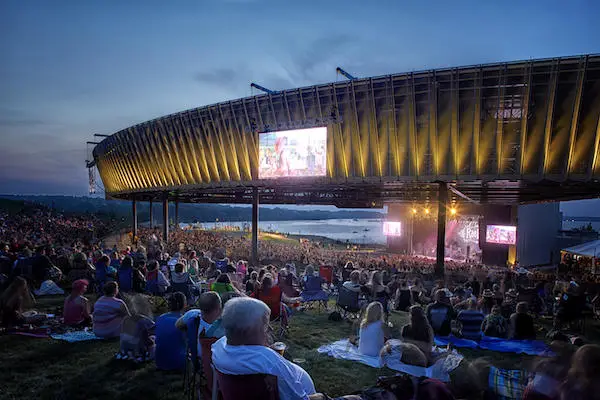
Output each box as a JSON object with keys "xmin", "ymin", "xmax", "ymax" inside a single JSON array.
[{"xmin": 317, "ymin": 339, "xmax": 463, "ymax": 382}]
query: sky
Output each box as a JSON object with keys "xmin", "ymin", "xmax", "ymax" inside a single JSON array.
[{"xmin": 1, "ymin": 0, "xmax": 599, "ymax": 215}]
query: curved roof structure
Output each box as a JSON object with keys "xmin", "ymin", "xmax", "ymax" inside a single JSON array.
[{"xmin": 93, "ymin": 54, "xmax": 600, "ymax": 206}]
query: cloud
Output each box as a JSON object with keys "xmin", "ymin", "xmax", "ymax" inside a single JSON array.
[{"xmin": 194, "ymin": 68, "xmax": 238, "ymax": 86}]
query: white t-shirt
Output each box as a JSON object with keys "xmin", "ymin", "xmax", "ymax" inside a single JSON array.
[
  {"xmin": 211, "ymin": 337, "xmax": 316, "ymax": 400},
  {"xmin": 358, "ymin": 320, "xmax": 385, "ymax": 357}
]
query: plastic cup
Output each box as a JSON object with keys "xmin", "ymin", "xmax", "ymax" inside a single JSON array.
[{"xmin": 272, "ymin": 341, "xmax": 286, "ymax": 356}]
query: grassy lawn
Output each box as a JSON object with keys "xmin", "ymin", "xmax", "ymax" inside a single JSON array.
[{"xmin": 0, "ymin": 296, "xmax": 545, "ymax": 399}]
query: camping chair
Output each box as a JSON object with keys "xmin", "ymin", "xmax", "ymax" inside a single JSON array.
[
  {"xmin": 336, "ymin": 286, "xmax": 362, "ymax": 319},
  {"xmin": 183, "ymin": 315, "xmax": 201, "ymax": 400},
  {"xmin": 199, "ymin": 337, "xmax": 219, "ymax": 400},
  {"xmin": 212, "ymin": 368, "xmax": 279, "ymax": 400},
  {"xmin": 172, "ymin": 282, "xmax": 194, "ymax": 304},
  {"xmin": 301, "ymin": 275, "xmax": 329, "ymax": 312},
  {"xmin": 319, "ymin": 266, "xmax": 333, "ymax": 284},
  {"xmin": 269, "ymin": 303, "xmax": 289, "ymax": 339}
]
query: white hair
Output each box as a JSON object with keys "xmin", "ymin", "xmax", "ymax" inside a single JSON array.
[{"xmin": 221, "ymin": 297, "xmax": 270, "ymax": 340}]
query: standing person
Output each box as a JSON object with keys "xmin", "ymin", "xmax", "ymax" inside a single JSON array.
[
  {"xmin": 358, "ymin": 302, "xmax": 389, "ymax": 357},
  {"xmin": 63, "ymin": 279, "xmax": 91, "ymax": 327},
  {"xmin": 155, "ymin": 292, "xmax": 187, "ymax": 370},
  {"xmin": 510, "ymin": 302, "xmax": 536, "ymax": 340},
  {"xmin": 426, "ymin": 289, "xmax": 456, "ymax": 337},
  {"xmin": 456, "ymin": 299, "xmax": 485, "ymax": 340},
  {"xmin": 118, "ymin": 256, "xmax": 133, "ymax": 292},
  {"xmin": 92, "ymin": 281, "xmax": 131, "ymax": 338}
]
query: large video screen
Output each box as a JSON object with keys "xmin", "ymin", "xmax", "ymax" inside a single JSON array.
[
  {"xmin": 258, "ymin": 127, "xmax": 327, "ymax": 179},
  {"xmin": 486, "ymin": 225, "xmax": 517, "ymax": 245},
  {"xmin": 383, "ymin": 221, "xmax": 402, "ymax": 237}
]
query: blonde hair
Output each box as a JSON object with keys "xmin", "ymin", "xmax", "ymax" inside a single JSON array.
[{"xmin": 361, "ymin": 301, "xmax": 383, "ymax": 328}]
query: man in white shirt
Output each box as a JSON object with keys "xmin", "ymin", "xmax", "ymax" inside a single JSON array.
[{"xmin": 212, "ymin": 297, "xmax": 351, "ymax": 400}]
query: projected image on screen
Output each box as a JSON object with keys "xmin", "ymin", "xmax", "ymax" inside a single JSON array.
[
  {"xmin": 383, "ymin": 221, "xmax": 402, "ymax": 237},
  {"xmin": 486, "ymin": 225, "xmax": 517, "ymax": 245},
  {"xmin": 258, "ymin": 127, "xmax": 327, "ymax": 179}
]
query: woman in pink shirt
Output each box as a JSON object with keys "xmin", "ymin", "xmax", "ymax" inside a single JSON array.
[{"xmin": 63, "ymin": 279, "xmax": 91, "ymax": 326}]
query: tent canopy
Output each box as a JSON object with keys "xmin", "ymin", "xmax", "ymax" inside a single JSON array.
[{"xmin": 562, "ymin": 239, "xmax": 600, "ymax": 258}]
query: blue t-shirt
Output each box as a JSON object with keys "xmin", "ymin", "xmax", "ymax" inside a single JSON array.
[{"xmin": 155, "ymin": 312, "xmax": 186, "ymax": 371}]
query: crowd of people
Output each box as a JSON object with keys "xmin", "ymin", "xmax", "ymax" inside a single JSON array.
[{"xmin": 2, "ymin": 209, "xmax": 600, "ymax": 399}]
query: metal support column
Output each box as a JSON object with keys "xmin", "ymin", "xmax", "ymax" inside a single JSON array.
[
  {"xmin": 175, "ymin": 200, "xmax": 179, "ymax": 230},
  {"xmin": 162, "ymin": 198, "xmax": 169, "ymax": 242},
  {"xmin": 435, "ymin": 183, "xmax": 448, "ymax": 277},
  {"xmin": 132, "ymin": 199, "xmax": 138, "ymax": 244},
  {"xmin": 252, "ymin": 187, "xmax": 259, "ymax": 266},
  {"xmin": 149, "ymin": 200, "xmax": 153, "ymax": 228}
]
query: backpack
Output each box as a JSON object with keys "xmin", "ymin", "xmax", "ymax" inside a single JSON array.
[{"xmin": 328, "ymin": 311, "xmax": 343, "ymax": 321}]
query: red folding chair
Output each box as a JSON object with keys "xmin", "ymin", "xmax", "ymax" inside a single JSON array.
[
  {"xmin": 212, "ymin": 369, "xmax": 279, "ymax": 400},
  {"xmin": 198, "ymin": 337, "xmax": 219, "ymax": 400},
  {"xmin": 319, "ymin": 266, "xmax": 333, "ymax": 284}
]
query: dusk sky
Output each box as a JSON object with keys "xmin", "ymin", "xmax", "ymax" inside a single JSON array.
[{"xmin": 1, "ymin": 0, "xmax": 599, "ymax": 215}]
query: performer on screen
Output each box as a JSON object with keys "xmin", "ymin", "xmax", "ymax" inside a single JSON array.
[{"xmin": 275, "ymin": 136, "xmax": 291, "ymax": 176}]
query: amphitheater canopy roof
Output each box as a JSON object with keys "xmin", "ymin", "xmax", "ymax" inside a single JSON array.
[{"xmin": 92, "ymin": 54, "xmax": 600, "ymax": 207}]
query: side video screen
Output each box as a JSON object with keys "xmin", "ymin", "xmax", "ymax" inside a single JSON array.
[{"xmin": 258, "ymin": 127, "xmax": 327, "ymax": 179}]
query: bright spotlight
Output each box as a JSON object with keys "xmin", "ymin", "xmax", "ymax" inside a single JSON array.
[
  {"xmin": 411, "ymin": 208, "xmax": 417, "ymax": 214},
  {"xmin": 450, "ymin": 208, "xmax": 457, "ymax": 215},
  {"xmin": 424, "ymin": 208, "xmax": 430, "ymax": 215}
]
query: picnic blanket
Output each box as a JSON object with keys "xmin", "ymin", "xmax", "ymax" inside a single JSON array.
[
  {"xmin": 434, "ymin": 335, "xmax": 551, "ymax": 356},
  {"xmin": 317, "ymin": 339, "xmax": 463, "ymax": 382},
  {"xmin": 51, "ymin": 330, "xmax": 103, "ymax": 342}
]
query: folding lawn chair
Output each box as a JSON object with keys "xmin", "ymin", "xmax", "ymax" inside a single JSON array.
[
  {"xmin": 212, "ymin": 368, "xmax": 279, "ymax": 400},
  {"xmin": 336, "ymin": 285, "xmax": 362, "ymax": 319}
]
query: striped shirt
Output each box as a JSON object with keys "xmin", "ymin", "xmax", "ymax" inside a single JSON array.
[
  {"xmin": 93, "ymin": 296, "xmax": 130, "ymax": 338},
  {"xmin": 457, "ymin": 309, "xmax": 484, "ymax": 340}
]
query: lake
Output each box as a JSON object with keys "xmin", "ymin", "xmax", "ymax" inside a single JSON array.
[{"xmin": 183, "ymin": 218, "xmax": 387, "ymax": 244}]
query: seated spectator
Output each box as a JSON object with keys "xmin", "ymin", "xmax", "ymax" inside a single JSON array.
[
  {"xmin": 401, "ymin": 305, "xmax": 434, "ymax": 360},
  {"xmin": 457, "ymin": 299, "xmax": 485, "ymax": 341},
  {"xmin": 171, "ymin": 263, "xmax": 193, "ymax": 284},
  {"xmin": 359, "ymin": 302, "xmax": 389, "ymax": 357},
  {"xmin": 93, "ymin": 281, "xmax": 131, "ymax": 338},
  {"xmin": 501, "ymin": 289, "xmax": 518, "ymax": 318},
  {"xmin": 554, "ymin": 281, "xmax": 584, "ymax": 330},
  {"xmin": 211, "ymin": 297, "xmax": 328, "ymax": 400},
  {"xmin": 211, "ymin": 273, "xmax": 242, "ymax": 296},
  {"xmin": 342, "ymin": 270, "xmax": 362, "ymax": 293},
  {"xmin": 394, "ymin": 280, "xmax": 413, "ymax": 311},
  {"xmin": 146, "ymin": 260, "xmax": 170, "ymax": 294},
  {"xmin": 381, "ymin": 341, "xmax": 428, "ymax": 367},
  {"xmin": 479, "ymin": 289, "xmax": 495, "ymax": 315},
  {"xmin": 155, "ymin": 292, "xmax": 187, "ymax": 370},
  {"xmin": 176, "ymin": 291, "xmax": 225, "ymax": 358},
  {"xmin": 510, "ymin": 301, "xmax": 536, "ymax": 340},
  {"xmin": 492, "ymin": 283, "xmax": 503, "ymax": 306},
  {"xmin": 118, "ymin": 256, "xmax": 133, "ymax": 292},
  {"xmin": 68, "ymin": 251, "xmax": 95, "ymax": 282},
  {"xmin": 252, "ymin": 274, "xmax": 299, "ymax": 326},
  {"xmin": 63, "ymin": 279, "xmax": 91, "ymax": 327},
  {"xmin": 0, "ymin": 276, "xmax": 42, "ymax": 327},
  {"xmin": 95, "ymin": 255, "xmax": 116, "ymax": 291},
  {"xmin": 278, "ymin": 266, "xmax": 300, "ymax": 298},
  {"xmin": 245, "ymin": 271, "xmax": 259, "ymax": 294},
  {"xmin": 366, "ymin": 271, "xmax": 391, "ymax": 315},
  {"xmin": 482, "ymin": 306, "xmax": 508, "ymax": 338},
  {"xmin": 118, "ymin": 295, "xmax": 155, "ymax": 361},
  {"xmin": 426, "ymin": 289, "xmax": 456, "ymax": 337},
  {"xmin": 560, "ymin": 345, "xmax": 600, "ymax": 400},
  {"xmin": 300, "ymin": 265, "xmax": 329, "ymax": 304}
]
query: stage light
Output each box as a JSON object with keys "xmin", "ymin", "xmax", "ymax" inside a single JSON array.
[
  {"xmin": 411, "ymin": 208, "xmax": 417, "ymax": 214},
  {"xmin": 424, "ymin": 208, "xmax": 430, "ymax": 215},
  {"xmin": 450, "ymin": 208, "xmax": 457, "ymax": 215}
]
